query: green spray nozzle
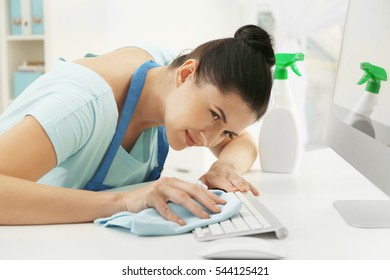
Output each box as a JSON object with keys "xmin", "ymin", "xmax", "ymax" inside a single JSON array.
[
  {"xmin": 357, "ymin": 62, "xmax": 387, "ymax": 94},
  {"xmin": 274, "ymin": 53, "xmax": 305, "ymax": 80}
]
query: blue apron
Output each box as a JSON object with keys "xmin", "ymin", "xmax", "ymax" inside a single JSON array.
[{"xmin": 84, "ymin": 60, "xmax": 169, "ymax": 191}]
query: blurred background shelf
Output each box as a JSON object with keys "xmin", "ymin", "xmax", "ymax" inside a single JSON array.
[{"xmin": 0, "ymin": 0, "xmax": 46, "ymax": 111}]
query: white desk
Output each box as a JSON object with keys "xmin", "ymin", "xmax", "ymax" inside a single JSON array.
[{"xmin": 1, "ymin": 148, "xmax": 390, "ymax": 260}]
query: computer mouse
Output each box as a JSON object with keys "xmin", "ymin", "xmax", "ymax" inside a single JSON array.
[{"xmin": 198, "ymin": 237, "xmax": 287, "ymax": 260}]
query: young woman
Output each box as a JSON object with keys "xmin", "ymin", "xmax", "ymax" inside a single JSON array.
[{"xmin": 0, "ymin": 25, "xmax": 275, "ymax": 226}]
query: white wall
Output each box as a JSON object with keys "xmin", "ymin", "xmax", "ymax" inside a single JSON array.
[
  {"xmin": 45, "ymin": 0, "xmax": 249, "ymax": 66},
  {"xmin": 44, "ymin": 0, "xmax": 109, "ymax": 68},
  {"xmin": 104, "ymin": 0, "xmax": 240, "ymax": 52}
]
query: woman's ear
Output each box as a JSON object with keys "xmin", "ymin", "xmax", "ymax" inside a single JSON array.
[{"xmin": 175, "ymin": 59, "xmax": 198, "ymax": 87}]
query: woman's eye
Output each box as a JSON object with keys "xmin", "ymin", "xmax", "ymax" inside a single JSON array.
[
  {"xmin": 210, "ymin": 110, "xmax": 220, "ymax": 121},
  {"xmin": 223, "ymin": 130, "xmax": 235, "ymax": 139}
]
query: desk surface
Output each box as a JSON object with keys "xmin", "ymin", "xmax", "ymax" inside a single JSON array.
[{"xmin": 1, "ymin": 148, "xmax": 390, "ymax": 260}]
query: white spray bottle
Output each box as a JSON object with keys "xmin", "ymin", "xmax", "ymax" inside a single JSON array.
[
  {"xmin": 344, "ymin": 62, "xmax": 387, "ymax": 138},
  {"xmin": 258, "ymin": 53, "xmax": 304, "ymax": 173}
]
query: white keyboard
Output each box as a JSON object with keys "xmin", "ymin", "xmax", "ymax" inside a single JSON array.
[{"xmin": 193, "ymin": 192, "xmax": 288, "ymax": 241}]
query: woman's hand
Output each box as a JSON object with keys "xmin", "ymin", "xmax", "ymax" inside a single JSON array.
[
  {"xmin": 121, "ymin": 177, "xmax": 226, "ymax": 225},
  {"xmin": 205, "ymin": 130, "xmax": 259, "ymax": 196},
  {"xmin": 199, "ymin": 161, "xmax": 259, "ymax": 196}
]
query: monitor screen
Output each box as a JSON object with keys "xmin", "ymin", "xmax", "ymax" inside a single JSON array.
[{"xmin": 326, "ymin": 0, "xmax": 390, "ymax": 227}]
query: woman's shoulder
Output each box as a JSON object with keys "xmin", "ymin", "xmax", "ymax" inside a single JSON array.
[{"xmin": 117, "ymin": 43, "xmax": 179, "ymax": 66}]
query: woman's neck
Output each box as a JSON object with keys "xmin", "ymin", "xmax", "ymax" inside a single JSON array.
[
  {"xmin": 119, "ymin": 65, "xmax": 175, "ymax": 152},
  {"xmin": 132, "ymin": 66, "xmax": 174, "ymax": 130}
]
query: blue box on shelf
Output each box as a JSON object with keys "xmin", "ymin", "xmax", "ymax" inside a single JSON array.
[
  {"xmin": 31, "ymin": 0, "xmax": 44, "ymax": 35},
  {"xmin": 13, "ymin": 71, "xmax": 42, "ymax": 98},
  {"xmin": 9, "ymin": 0, "xmax": 44, "ymax": 35},
  {"xmin": 9, "ymin": 0, "xmax": 22, "ymax": 35}
]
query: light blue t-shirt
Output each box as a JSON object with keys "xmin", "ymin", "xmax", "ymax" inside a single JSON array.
[{"xmin": 0, "ymin": 43, "xmax": 178, "ymax": 189}]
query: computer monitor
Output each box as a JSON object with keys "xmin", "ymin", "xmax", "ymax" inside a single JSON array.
[{"xmin": 326, "ymin": 0, "xmax": 390, "ymax": 228}]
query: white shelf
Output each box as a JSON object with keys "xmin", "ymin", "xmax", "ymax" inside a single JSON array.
[{"xmin": 6, "ymin": 35, "xmax": 45, "ymax": 41}]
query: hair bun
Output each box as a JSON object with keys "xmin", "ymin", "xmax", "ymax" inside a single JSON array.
[{"xmin": 234, "ymin": 24, "xmax": 275, "ymax": 66}]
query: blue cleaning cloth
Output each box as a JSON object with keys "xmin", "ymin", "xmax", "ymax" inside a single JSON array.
[{"xmin": 94, "ymin": 190, "xmax": 242, "ymax": 236}]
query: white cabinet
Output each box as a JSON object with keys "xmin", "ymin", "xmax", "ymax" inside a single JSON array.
[{"xmin": 0, "ymin": 0, "xmax": 46, "ymax": 112}]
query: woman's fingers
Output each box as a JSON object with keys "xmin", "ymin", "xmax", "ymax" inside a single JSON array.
[
  {"xmin": 248, "ymin": 182, "xmax": 260, "ymax": 196},
  {"xmin": 146, "ymin": 177, "xmax": 227, "ymax": 225},
  {"xmin": 164, "ymin": 187, "xmax": 211, "ymax": 219},
  {"xmin": 199, "ymin": 161, "xmax": 261, "ymax": 196},
  {"xmin": 229, "ymin": 177, "xmax": 259, "ymax": 196},
  {"xmin": 200, "ymin": 174, "xmax": 259, "ymax": 196},
  {"xmin": 168, "ymin": 181, "xmax": 225, "ymax": 214},
  {"xmin": 228, "ymin": 176, "xmax": 249, "ymax": 192},
  {"xmin": 153, "ymin": 195, "xmax": 186, "ymax": 225},
  {"xmin": 200, "ymin": 175, "xmax": 238, "ymax": 192}
]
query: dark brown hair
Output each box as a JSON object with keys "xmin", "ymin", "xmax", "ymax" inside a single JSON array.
[{"xmin": 170, "ymin": 25, "xmax": 275, "ymax": 120}]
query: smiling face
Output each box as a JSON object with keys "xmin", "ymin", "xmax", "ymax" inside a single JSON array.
[{"xmin": 164, "ymin": 61, "xmax": 257, "ymax": 150}]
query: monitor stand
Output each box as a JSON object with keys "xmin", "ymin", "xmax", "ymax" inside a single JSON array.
[{"xmin": 333, "ymin": 200, "xmax": 390, "ymax": 228}]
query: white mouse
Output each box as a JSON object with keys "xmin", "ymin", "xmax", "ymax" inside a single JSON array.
[{"xmin": 198, "ymin": 237, "xmax": 287, "ymax": 260}]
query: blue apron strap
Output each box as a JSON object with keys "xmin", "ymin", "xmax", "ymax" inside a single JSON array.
[
  {"xmin": 84, "ymin": 60, "xmax": 164, "ymax": 191},
  {"xmin": 148, "ymin": 126, "xmax": 169, "ymax": 181}
]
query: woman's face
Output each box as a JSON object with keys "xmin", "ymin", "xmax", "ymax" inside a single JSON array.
[{"xmin": 164, "ymin": 76, "xmax": 257, "ymax": 151}]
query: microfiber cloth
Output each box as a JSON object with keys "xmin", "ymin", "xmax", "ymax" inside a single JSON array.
[{"xmin": 94, "ymin": 190, "xmax": 242, "ymax": 236}]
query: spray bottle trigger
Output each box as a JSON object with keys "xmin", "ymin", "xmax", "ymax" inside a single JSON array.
[{"xmin": 357, "ymin": 62, "xmax": 388, "ymax": 94}]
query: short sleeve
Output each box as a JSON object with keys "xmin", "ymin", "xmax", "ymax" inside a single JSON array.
[{"xmin": 28, "ymin": 92, "xmax": 107, "ymax": 165}]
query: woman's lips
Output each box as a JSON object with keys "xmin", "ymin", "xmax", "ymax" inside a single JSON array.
[{"xmin": 185, "ymin": 130, "xmax": 196, "ymax": 147}]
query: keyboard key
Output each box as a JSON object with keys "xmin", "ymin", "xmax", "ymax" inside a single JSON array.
[
  {"xmin": 262, "ymin": 222, "xmax": 272, "ymax": 228},
  {"xmin": 220, "ymin": 220, "xmax": 237, "ymax": 233},
  {"xmin": 202, "ymin": 227, "xmax": 210, "ymax": 235},
  {"xmin": 208, "ymin": 223, "xmax": 224, "ymax": 235},
  {"xmin": 231, "ymin": 216, "xmax": 249, "ymax": 231},
  {"xmin": 239, "ymin": 206, "xmax": 252, "ymax": 217},
  {"xmin": 249, "ymin": 221, "xmax": 264, "ymax": 230},
  {"xmin": 194, "ymin": 227, "xmax": 204, "ymax": 238}
]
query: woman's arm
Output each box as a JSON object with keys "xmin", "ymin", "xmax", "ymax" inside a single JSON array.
[
  {"xmin": 0, "ymin": 117, "xmax": 224, "ymax": 225},
  {"xmin": 0, "ymin": 174, "xmax": 123, "ymax": 224},
  {"xmin": 200, "ymin": 130, "xmax": 259, "ymax": 195},
  {"xmin": 0, "ymin": 116, "xmax": 122, "ymax": 224}
]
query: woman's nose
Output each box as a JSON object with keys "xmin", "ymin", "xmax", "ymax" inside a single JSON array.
[{"xmin": 200, "ymin": 129, "xmax": 224, "ymax": 147}]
